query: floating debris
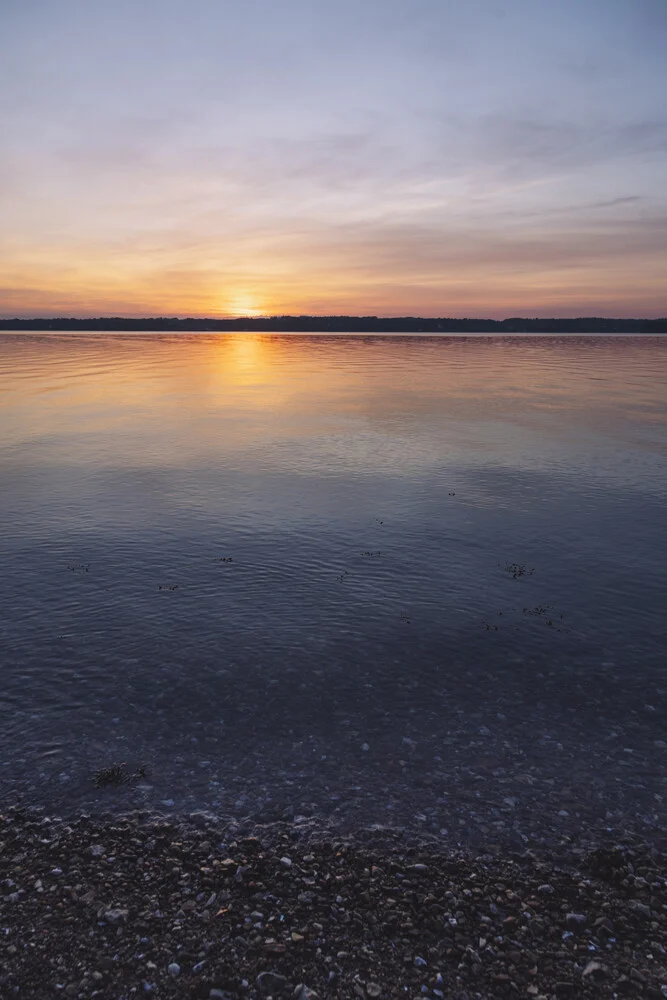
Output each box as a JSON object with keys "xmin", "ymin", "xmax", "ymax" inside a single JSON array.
[
  {"xmin": 503, "ymin": 562, "xmax": 534, "ymax": 579},
  {"xmin": 482, "ymin": 604, "xmax": 568, "ymax": 633},
  {"xmin": 523, "ymin": 604, "xmax": 553, "ymax": 617},
  {"xmin": 522, "ymin": 605, "xmax": 567, "ymax": 629}
]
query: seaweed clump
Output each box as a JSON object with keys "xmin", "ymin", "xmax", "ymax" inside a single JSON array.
[{"xmin": 93, "ymin": 762, "xmax": 147, "ymax": 788}]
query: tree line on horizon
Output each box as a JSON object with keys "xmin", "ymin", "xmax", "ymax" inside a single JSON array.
[{"xmin": 1, "ymin": 315, "xmax": 665, "ymax": 333}]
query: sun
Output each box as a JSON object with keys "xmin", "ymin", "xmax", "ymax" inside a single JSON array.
[{"xmin": 225, "ymin": 292, "xmax": 265, "ymax": 318}]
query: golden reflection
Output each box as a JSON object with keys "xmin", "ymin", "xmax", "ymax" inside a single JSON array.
[
  {"xmin": 2, "ymin": 335, "xmax": 664, "ymax": 479},
  {"xmin": 223, "ymin": 334, "xmax": 273, "ymax": 387}
]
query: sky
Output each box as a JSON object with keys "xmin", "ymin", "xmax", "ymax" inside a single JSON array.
[{"xmin": 1, "ymin": 0, "xmax": 666, "ymax": 319}]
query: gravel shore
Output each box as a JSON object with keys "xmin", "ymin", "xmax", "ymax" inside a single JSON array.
[{"xmin": 1, "ymin": 808, "xmax": 665, "ymax": 1000}]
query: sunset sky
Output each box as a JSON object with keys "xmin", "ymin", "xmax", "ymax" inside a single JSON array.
[{"xmin": 1, "ymin": 0, "xmax": 666, "ymax": 319}]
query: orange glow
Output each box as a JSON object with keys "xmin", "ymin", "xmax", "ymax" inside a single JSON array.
[
  {"xmin": 222, "ymin": 333, "xmax": 273, "ymax": 387},
  {"xmin": 2, "ymin": 336, "xmax": 664, "ymax": 484},
  {"xmin": 223, "ymin": 290, "xmax": 267, "ymax": 318},
  {"xmin": 1, "ymin": 233, "xmax": 666, "ymax": 319}
]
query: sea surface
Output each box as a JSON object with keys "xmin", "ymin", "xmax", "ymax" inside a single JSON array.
[{"xmin": 1, "ymin": 333, "xmax": 665, "ymax": 847}]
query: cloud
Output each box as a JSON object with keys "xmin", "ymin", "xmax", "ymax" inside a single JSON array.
[
  {"xmin": 1, "ymin": 0, "xmax": 666, "ymax": 317},
  {"xmin": 443, "ymin": 114, "xmax": 667, "ymax": 186}
]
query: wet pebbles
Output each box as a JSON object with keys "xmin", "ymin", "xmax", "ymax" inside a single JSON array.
[{"xmin": 1, "ymin": 808, "xmax": 665, "ymax": 999}]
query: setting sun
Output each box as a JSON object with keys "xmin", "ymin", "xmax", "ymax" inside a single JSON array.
[{"xmin": 225, "ymin": 293, "xmax": 266, "ymax": 318}]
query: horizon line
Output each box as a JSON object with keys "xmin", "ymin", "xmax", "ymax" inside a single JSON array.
[{"xmin": 1, "ymin": 314, "xmax": 666, "ymax": 323}]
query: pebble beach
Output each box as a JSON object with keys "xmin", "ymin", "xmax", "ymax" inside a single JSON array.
[{"xmin": 2, "ymin": 808, "xmax": 666, "ymax": 1000}]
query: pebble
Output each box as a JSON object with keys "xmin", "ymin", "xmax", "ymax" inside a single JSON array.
[
  {"xmin": 258, "ymin": 971, "xmax": 289, "ymax": 993},
  {"xmin": 583, "ymin": 961, "xmax": 606, "ymax": 979},
  {"xmin": 1, "ymin": 810, "xmax": 665, "ymax": 1000}
]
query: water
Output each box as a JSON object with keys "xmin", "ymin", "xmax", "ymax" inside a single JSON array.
[{"xmin": 1, "ymin": 333, "xmax": 665, "ymax": 846}]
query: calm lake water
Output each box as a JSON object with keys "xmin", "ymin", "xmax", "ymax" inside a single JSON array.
[{"xmin": 1, "ymin": 333, "xmax": 665, "ymax": 846}]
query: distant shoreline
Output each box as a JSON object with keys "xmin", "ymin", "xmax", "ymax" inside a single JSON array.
[{"xmin": 1, "ymin": 316, "xmax": 666, "ymax": 334}]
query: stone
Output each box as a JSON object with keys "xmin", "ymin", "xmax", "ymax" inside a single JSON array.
[
  {"xmin": 367, "ymin": 984, "xmax": 382, "ymax": 997},
  {"xmin": 258, "ymin": 971, "xmax": 289, "ymax": 993},
  {"xmin": 103, "ymin": 908, "xmax": 128, "ymax": 924},
  {"xmin": 583, "ymin": 961, "xmax": 606, "ymax": 979},
  {"xmin": 167, "ymin": 963, "xmax": 180, "ymax": 976}
]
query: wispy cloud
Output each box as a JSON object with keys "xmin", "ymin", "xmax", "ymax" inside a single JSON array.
[{"xmin": 0, "ymin": 0, "xmax": 665, "ymax": 317}]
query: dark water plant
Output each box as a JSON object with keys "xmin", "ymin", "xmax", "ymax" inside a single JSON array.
[{"xmin": 93, "ymin": 763, "xmax": 147, "ymax": 788}]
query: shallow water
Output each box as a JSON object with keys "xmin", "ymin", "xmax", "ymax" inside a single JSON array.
[{"xmin": 1, "ymin": 333, "xmax": 665, "ymax": 845}]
